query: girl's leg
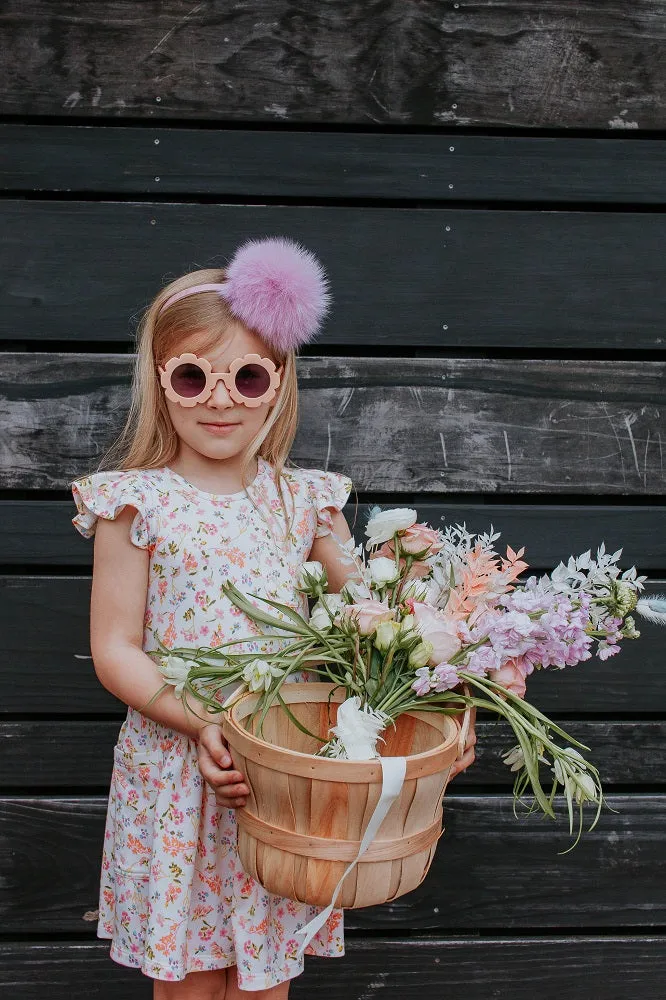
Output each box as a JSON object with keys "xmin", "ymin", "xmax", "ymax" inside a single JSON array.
[
  {"xmin": 225, "ymin": 967, "xmax": 290, "ymax": 1000},
  {"xmin": 153, "ymin": 968, "xmax": 228, "ymax": 1000}
]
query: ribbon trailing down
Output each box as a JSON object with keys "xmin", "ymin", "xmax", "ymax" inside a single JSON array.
[{"xmin": 295, "ymin": 755, "xmax": 407, "ymax": 957}]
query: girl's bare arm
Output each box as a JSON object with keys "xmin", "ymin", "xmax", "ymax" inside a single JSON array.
[
  {"xmin": 90, "ymin": 506, "xmax": 220, "ymax": 741},
  {"xmin": 307, "ymin": 508, "xmax": 365, "ymax": 592}
]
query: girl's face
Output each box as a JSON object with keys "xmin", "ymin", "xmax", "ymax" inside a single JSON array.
[{"xmin": 163, "ymin": 320, "xmax": 281, "ymax": 463}]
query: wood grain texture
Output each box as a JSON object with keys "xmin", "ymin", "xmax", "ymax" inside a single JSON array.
[
  {"xmin": 2, "ymin": 937, "xmax": 666, "ymax": 999},
  {"xmin": 9, "ymin": 720, "xmax": 663, "ymax": 790},
  {"xmin": 3, "ymin": 501, "xmax": 666, "ymax": 570},
  {"xmin": 0, "ymin": 794, "xmax": 664, "ymax": 932},
  {"xmin": 0, "ymin": 2, "xmax": 664, "ymax": 128},
  {"xmin": 5, "ymin": 125, "xmax": 666, "ymax": 202},
  {"xmin": 3, "ymin": 576, "xmax": 666, "ymax": 715},
  {"xmin": 3, "ymin": 354, "xmax": 666, "ymax": 493},
  {"xmin": 3, "ymin": 202, "xmax": 666, "ymax": 348}
]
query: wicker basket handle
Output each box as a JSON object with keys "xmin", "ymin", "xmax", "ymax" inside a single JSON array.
[{"xmin": 456, "ymin": 682, "xmax": 473, "ymax": 760}]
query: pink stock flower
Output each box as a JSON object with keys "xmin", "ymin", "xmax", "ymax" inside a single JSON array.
[
  {"xmin": 412, "ymin": 667, "xmax": 432, "ymax": 696},
  {"xmin": 412, "ymin": 602, "xmax": 462, "ymax": 665},
  {"xmin": 431, "ymin": 662, "xmax": 460, "ymax": 693},
  {"xmin": 339, "ymin": 599, "xmax": 397, "ymax": 636}
]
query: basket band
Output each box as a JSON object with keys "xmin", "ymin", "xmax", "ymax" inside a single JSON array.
[{"xmin": 237, "ymin": 809, "xmax": 443, "ymax": 862}]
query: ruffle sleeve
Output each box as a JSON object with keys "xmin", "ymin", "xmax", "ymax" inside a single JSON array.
[
  {"xmin": 70, "ymin": 470, "xmax": 157, "ymax": 551},
  {"xmin": 310, "ymin": 469, "xmax": 354, "ymax": 538}
]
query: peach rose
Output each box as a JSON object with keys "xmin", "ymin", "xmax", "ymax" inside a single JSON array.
[
  {"xmin": 411, "ymin": 602, "xmax": 461, "ymax": 666},
  {"xmin": 339, "ymin": 599, "xmax": 397, "ymax": 636},
  {"xmin": 399, "ymin": 524, "xmax": 444, "ymax": 556},
  {"xmin": 489, "ymin": 659, "xmax": 527, "ymax": 699}
]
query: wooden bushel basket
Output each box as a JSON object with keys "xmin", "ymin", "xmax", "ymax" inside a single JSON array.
[{"xmin": 222, "ymin": 682, "xmax": 468, "ymax": 909}]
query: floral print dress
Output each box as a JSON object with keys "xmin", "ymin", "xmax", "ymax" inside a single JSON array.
[{"xmin": 70, "ymin": 456, "xmax": 353, "ymax": 990}]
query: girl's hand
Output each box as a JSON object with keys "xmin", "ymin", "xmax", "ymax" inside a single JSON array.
[
  {"xmin": 197, "ymin": 724, "xmax": 249, "ymax": 809},
  {"xmin": 449, "ymin": 705, "xmax": 477, "ymax": 779}
]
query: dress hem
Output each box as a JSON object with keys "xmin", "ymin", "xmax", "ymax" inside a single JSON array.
[{"xmin": 98, "ymin": 929, "xmax": 345, "ymax": 990}]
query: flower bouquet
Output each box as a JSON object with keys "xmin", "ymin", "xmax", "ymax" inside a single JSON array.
[{"xmin": 149, "ymin": 507, "xmax": 657, "ymax": 850}]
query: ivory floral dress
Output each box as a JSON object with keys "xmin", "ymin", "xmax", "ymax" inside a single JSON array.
[{"xmin": 70, "ymin": 456, "xmax": 353, "ymax": 990}]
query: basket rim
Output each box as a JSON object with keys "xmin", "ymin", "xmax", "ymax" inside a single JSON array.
[{"xmin": 223, "ymin": 682, "xmax": 461, "ymax": 782}]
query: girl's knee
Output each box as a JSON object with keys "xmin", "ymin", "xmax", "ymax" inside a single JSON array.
[{"xmin": 152, "ymin": 967, "xmax": 228, "ymax": 1000}]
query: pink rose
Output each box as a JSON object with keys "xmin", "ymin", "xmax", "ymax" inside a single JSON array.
[
  {"xmin": 339, "ymin": 599, "xmax": 397, "ymax": 636},
  {"xmin": 489, "ymin": 659, "xmax": 527, "ymax": 699},
  {"xmin": 399, "ymin": 524, "xmax": 444, "ymax": 556},
  {"xmin": 411, "ymin": 602, "xmax": 461, "ymax": 665}
]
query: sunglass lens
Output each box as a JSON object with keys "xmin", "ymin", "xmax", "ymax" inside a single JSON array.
[
  {"xmin": 170, "ymin": 363, "xmax": 207, "ymax": 398},
  {"xmin": 234, "ymin": 363, "xmax": 272, "ymax": 399}
]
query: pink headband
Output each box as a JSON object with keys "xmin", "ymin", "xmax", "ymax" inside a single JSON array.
[{"xmin": 157, "ymin": 237, "xmax": 331, "ymax": 353}]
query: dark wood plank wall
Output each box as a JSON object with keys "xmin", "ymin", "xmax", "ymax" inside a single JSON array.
[{"xmin": 1, "ymin": 3, "xmax": 665, "ymax": 997}]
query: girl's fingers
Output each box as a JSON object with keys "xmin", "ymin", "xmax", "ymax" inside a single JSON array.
[{"xmin": 199, "ymin": 725, "xmax": 232, "ymax": 768}]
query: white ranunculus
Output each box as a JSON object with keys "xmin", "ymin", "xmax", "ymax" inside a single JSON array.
[
  {"xmin": 365, "ymin": 507, "xmax": 418, "ymax": 549},
  {"xmin": 368, "ymin": 556, "xmax": 401, "ymax": 586},
  {"xmin": 241, "ymin": 658, "xmax": 283, "ymax": 692},
  {"xmin": 158, "ymin": 655, "xmax": 195, "ymax": 699}
]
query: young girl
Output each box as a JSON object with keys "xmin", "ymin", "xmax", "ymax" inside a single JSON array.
[{"xmin": 70, "ymin": 237, "xmax": 477, "ymax": 999}]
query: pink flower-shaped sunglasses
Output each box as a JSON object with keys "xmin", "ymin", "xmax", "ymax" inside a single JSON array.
[{"xmin": 158, "ymin": 352, "xmax": 282, "ymax": 408}]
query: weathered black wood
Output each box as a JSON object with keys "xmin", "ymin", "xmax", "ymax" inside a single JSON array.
[
  {"xmin": 3, "ymin": 203, "xmax": 666, "ymax": 348},
  {"xmin": 2, "ymin": 575, "xmax": 664, "ymax": 715},
  {"xmin": 2, "ymin": 937, "xmax": 666, "ymax": 999},
  {"xmin": 0, "ymin": 794, "xmax": 662, "ymax": 931},
  {"xmin": 2, "ymin": 354, "xmax": 666, "ymax": 494},
  {"xmin": 1, "ymin": 720, "xmax": 663, "ymax": 789},
  {"xmin": 1, "ymin": 2, "xmax": 664, "ymax": 129},
  {"xmin": 5, "ymin": 125, "xmax": 666, "ymax": 203},
  {"xmin": 4, "ymin": 500, "xmax": 666, "ymax": 570}
]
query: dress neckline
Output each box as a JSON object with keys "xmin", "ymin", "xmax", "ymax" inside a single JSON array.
[{"xmin": 163, "ymin": 456, "xmax": 269, "ymax": 500}]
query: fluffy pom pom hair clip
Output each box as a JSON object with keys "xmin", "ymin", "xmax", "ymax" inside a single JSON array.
[{"xmin": 157, "ymin": 237, "xmax": 332, "ymax": 354}]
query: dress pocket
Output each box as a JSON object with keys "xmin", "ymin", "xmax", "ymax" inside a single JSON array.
[{"xmin": 111, "ymin": 744, "xmax": 164, "ymax": 879}]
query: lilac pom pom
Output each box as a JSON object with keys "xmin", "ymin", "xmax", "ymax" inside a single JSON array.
[{"xmin": 224, "ymin": 237, "xmax": 331, "ymax": 353}]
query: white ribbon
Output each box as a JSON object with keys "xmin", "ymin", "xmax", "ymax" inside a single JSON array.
[{"xmin": 295, "ymin": 755, "xmax": 406, "ymax": 956}]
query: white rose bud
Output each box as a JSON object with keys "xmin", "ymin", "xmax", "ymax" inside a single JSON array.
[
  {"xmin": 309, "ymin": 605, "xmax": 333, "ymax": 631},
  {"xmin": 296, "ymin": 560, "xmax": 327, "ymax": 595},
  {"xmin": 374, "ymin": 620, "xmax": 401, "ymax": 652},
  {"xmin": 408, "ymin": 640, "xmax": 435, "ymax": 669},
  {"xmin": 369, "ymin": 556, "xmax": 401, "ymax": 587}
]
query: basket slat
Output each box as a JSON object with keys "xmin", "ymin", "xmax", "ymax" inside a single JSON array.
[{"xmin": 223, "ymin": 683, "xmax": 462, "ymax": 909}]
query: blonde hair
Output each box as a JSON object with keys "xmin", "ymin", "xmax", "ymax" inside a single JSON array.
[{"xmin": 96, "ymin": 267, "xmax": 301, "ymax": 538}]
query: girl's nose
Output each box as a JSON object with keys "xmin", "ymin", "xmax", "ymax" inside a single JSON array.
[{"xmin": 206, "ymin": 377, "xmax": 235, "ymax": 408}]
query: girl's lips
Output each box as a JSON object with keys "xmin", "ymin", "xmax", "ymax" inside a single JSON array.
[{"xmin": 200, "ymin": 421, "xmax": 241, "ymax": 435}]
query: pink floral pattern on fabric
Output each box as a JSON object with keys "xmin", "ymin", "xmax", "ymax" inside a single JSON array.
[{"xmin": 70, "ymin": 457, "xmax": 352, "ymax": 988}]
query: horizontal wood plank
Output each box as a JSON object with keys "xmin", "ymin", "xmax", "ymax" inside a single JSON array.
[
  {"xmin": 1, "ymin": 720, "xmax": 663, "ymax": 789},
  {"xmin": 4, "ymin": 501, "xmax": 666, "ymax": 570},
  {"xmin": 2, "ymin": 937, "xmax": 666, "ymax": 999},
  {"xmin": 2, "ymin": 577, "xmax": 664, "ymax": 715},
  {"xmin": 0, "ymin": 794, "xmax": 663, "ymax": 932},
  {"xmin": 4, "ymin": 126, "xmax": 666, "ymax": 202},
  {"xmin": 1, "ymin": 2, "xmax": 664, "ymax": 128},
  {"xmin": 3, "ymin": 203, "xmax": 666, "ymax": 348},
  {"xmin": 3, "ymin": 354, "xmax": 666, "ymax": 493}
]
